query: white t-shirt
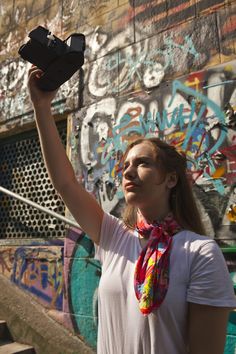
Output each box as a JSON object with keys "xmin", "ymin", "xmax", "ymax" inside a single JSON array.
[{"xmin": 95, "ymin": 213, "xmax": 236, "ymax": 354}]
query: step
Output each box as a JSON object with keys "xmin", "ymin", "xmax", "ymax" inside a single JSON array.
[
  {"xmin": 0, "ymin": 341, "xmax": 35, "ymax": 354},
  {"xmin": 0, "ymin": 321, "xmax": 12, "ymax": 341}
]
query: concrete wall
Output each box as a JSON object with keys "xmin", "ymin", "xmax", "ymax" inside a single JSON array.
[{"xmin": 0, "ymin": 0, "xmax": 236, "ymax": 352}]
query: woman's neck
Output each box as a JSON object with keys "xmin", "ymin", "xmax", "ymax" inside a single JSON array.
[{"xmin": 137, "ymin": 206, "xmax": 171, "ymax": 224}]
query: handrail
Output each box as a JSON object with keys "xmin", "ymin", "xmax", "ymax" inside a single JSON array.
[{"xmin": 0, "ymin": 185, "xmax": 81, "ymax": 230}]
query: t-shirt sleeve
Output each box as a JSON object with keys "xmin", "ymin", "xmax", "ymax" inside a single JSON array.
[
  {"xmin": 94, "ymin": 212, "xmax": 124, "ymax": 265},
  {"xmin": 187, "ymin": 240, "xmax": 236, "ymax": 308}
]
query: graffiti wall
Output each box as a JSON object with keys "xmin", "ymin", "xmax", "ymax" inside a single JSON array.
[
  {"xmin": 0, "ymin": 0, "xmax": 235, "ymax": 352},
  {"xmin": 0, "ymin": 1, "xmax": 235, "ymax": 130},
  {"xmin": 67, "ymin": 60, "xmax": 236, "ymax": 350},
  {"xmin": 72, "ymin": 60, "xmax": 236, "ymax": 241},
  {"xmin": 63, "ymin": 228, "xmax": 100, "ymax": 348},
  {"xmin": 0, "ymin": 242, "xmax": 64, "ymax": 310}
]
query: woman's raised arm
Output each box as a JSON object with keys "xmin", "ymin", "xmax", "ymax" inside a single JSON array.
[{"xmin": 28, "ymin": 66, "xmax": 104, "ymax": 244}]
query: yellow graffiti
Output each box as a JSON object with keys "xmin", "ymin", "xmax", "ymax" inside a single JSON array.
[
  {"xmin": 224, "ymin": 64, "xmax": 234, "ymax": 72},
  {"xmin": 185, "ymin": 77, "xmax": 201, "ymax": 91}
]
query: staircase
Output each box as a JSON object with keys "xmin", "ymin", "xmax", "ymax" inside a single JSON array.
[{"xmin": 0, "ymin": 320, "xmax": 35, "ymax": 354}]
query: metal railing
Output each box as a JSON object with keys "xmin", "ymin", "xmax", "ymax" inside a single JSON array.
[{"xmin": 0, "ymin": 185, "xmax": 80, "ymax": 230}]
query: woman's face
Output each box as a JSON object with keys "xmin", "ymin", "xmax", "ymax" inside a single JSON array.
[{"xmin": 122, "ymin": 142, "xmax": 176, "ymax": 210}]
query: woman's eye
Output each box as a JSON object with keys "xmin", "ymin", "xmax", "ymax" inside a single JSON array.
[{"xmin": 139, "ymin": 161, "xmax": 148, "ymax": 166}]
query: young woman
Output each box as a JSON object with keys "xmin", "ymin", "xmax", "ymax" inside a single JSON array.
[{"xmin": 28, "ymin": 66, "xmax": 236, "ymax": 354}]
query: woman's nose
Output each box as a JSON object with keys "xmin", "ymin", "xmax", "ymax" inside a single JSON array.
[{"xmin": 123, "ymin": 164, "xmax": 136, "ymax": 179}]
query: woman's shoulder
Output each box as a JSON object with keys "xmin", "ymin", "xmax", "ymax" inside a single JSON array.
[
  {"xmin": 102, "ymin": 212, "xmax": 131, "ymax": 232},
  {"xmin": 95, "ymin": 212, "xmax": 137, "ymax": 264},
  {"xmin": 172, "ymin": 231, "xmax": 232, "ymax": 287},
  {"xmin": 99, "ymin": 212, "xmax": 134, "ymax": 248},
  {"xmin": 173, "ymin": 229, "xmax": 220, "ymax": 256},
  {"xmin": 175, "ymin": 229, "xmax": 213, "ymax": 242}
]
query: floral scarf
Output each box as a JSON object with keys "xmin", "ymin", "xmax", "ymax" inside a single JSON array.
[{"xmin": 134, "ymin": 213, "xmax": 181, "ymax": 315}]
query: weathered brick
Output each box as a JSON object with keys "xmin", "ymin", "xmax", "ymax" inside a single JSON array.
[
  {"xmin": 62, "ymin": 0, "xmax": 119, "ymax": 32},
  {"xmin": 0, "ymin": 0, "xmax": 14, "ymax": 35},
  {"xmin": 217, "ymin": 2, "xmax": 236, "ymax": 63},
  {"xmin": 196, "ymin": 0, "xmax": 227, "ymax": 15}
]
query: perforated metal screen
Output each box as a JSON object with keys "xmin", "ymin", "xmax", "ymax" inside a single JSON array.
[{"xmin": 0, "ymin": 121, "xmax": 67, "ymax": 239}]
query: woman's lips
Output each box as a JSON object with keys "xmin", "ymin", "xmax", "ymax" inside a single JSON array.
[{"xmin": 124, "ymin": 182, "xmax": 140, "ymax": 190}]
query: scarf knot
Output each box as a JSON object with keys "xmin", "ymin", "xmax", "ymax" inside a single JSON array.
[{"xmin": 134, "ymin": 213, "xmax": 181, "ymax": 315}]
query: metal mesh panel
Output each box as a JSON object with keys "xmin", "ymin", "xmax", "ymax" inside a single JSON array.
[{"xmin": 0, "ymin": 121, "xmax": 67, "ymax": 239}]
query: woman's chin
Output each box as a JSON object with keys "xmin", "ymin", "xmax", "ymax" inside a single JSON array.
[{"xmin": 124, "ymin": 193, "xmax": 141, "ymax": 205}]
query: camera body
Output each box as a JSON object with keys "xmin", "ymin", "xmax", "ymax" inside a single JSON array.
[{"xmin": 19, "ymin": 26, "xmax": 85, "ymax": 91}]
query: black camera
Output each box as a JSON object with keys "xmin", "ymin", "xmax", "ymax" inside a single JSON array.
[{"xmin": 19, "ymin": 26, "xmax": 85, "ymax": 91}]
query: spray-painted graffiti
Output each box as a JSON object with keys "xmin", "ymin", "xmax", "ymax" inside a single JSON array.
[
  {"xmin": 102, "ymin": 35, "xmax": 199, "ymax": 92},
  {"xmin": 0, "ymin": 248, "xmax": 15, "ymax": 276},
  {"xmin": 0, "ymin": 246, "xmax": 63, "ymax": 310},
  {"xmin": 0, "ymin": 1, "xmax": 235, "ymax": 351},
  {"xmin": 72, "ymin": 61, "xmax": 236, "ymax": 240},
  {"xmin": 67, "ymin": 63, "xmax": 236, "ymax": 348},
  {"xmin": 227, "ymin": 204, "xmax": 236, "ymax": 222},
  {"xmin": 0, "ymin": 58, "xmax": 68, "ymax": 131},
  {"xmin": 64, "ymin": 228, "xmax": 100, "ymax": 349},
  {"xmin": 13, "ymin": 247, "xmax": 63, "ymax": 309},
  {"xmin": 86, "ymin": 28, "xmax": 205, "ymax": 97},
  {"xmin": 84, "ymin": 7, "xmax": 235, "ymax": 98},
  {"xmin": 0, "ymin": 0, "xmax": 60, "ymax": 63},
  {"xmin": 0, "ymin": 4, "xmax": 235, "ymax": 125}
]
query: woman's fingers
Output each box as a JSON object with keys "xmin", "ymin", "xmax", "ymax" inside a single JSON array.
[
  {"xmin": 28, "ymin": 65, "xmax": 38, "ymax": 77},
  {"xmin": 28, "ymin": 65, "xmax": 43, "ymax": 79},
  {"xmin": 27, "ymin": 65, "xmax": 58, "ymax": 102}
]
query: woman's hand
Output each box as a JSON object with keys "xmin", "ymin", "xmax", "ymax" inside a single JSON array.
[{"xmin": 27, "ymin": 65, "xmax": 58, "ymax": 109}]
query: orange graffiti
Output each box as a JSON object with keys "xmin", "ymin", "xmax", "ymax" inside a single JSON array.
[
  {"xmin": 212, "ymin": 166, "xmax": 226, "ymax": 178},
  {"xmin": 120, "ymin": 106, "xmax": 143, "ymax": 144},
  {"xmin": 227, "ymin": 204, "xmax": 236, "ymax": 222}
]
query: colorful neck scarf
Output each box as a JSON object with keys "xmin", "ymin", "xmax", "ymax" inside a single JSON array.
[{"xmin": 134, "ymin": 213, "xmax": 181, "ymax": 315}]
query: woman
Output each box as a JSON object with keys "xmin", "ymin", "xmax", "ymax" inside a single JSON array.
[{"xmin": 28, "ymin": 66, "xmax": 236, "ymax": 354}]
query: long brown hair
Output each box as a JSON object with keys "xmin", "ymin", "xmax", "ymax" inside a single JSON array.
[{"xmin": 122, "ymin": 137, "xmax": 206, "ymax": 235}]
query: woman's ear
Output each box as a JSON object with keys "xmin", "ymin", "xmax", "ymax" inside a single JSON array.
[{"xmin": 166, "ymin": 172, "xmax": 178, "ymax": 189}]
